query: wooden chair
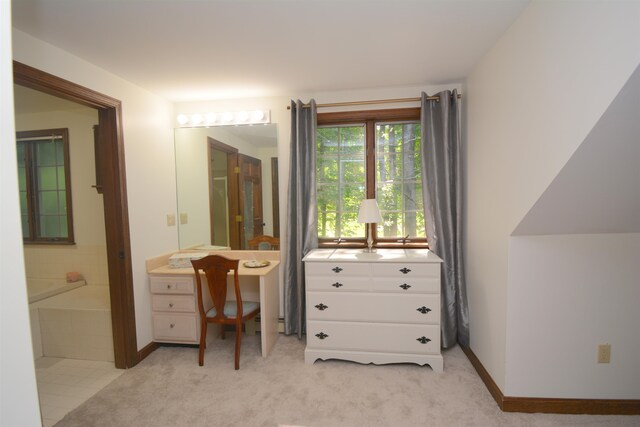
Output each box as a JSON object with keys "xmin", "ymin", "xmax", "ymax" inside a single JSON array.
[
  {"xmin": 191, "ymin": 255, "xmax": 260, "ymax": 369},
  {"xmin": 247, "ymin": 235, "xmax": 280, "ymax": 250}
]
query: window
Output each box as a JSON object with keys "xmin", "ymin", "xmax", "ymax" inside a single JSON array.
[
  {"xmin": 316, "ymin": 108, "xmax": 426, "ymax": 248},
  {"xmin": 17, "ymin": 128, "xmax": 74, "ymax": 244}
]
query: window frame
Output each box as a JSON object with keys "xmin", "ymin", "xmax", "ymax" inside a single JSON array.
[
  {"xmin": 17, "ymin": 128, "xmax": 75, "ymax": 245},
  {"xmin": 316, "ymin": 107, "xmax": 427, "ymax": 249}
]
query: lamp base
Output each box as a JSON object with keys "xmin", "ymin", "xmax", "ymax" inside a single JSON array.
[{"xmin": 364, "ymin": 223, "xmax": 376, "ymax": 253}]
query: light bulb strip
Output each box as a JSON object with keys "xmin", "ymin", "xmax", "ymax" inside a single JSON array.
[{"xmin": 176, "ymin": 110, "xmax": 270, "ymax": 127}]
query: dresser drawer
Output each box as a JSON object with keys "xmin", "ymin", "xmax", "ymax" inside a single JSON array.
[
  {"xmin": 307, "ymin": 320, "xmax": 440, "ymax": 355},
  {"xmin": 372, "ymin": 276, "xmax": 440, "ymax": 293},
  {"xmin": 373, "ymin": 262, "xmax": 440, "ymax": 279},
  {"xmin": 152, "ymin": 294, "xmax": 196, "ymax": 313},
  {"xmin": 307, "ymin": 292, "xmax": 440, "ymax": 324},
  {"xmin": 153, "ymin": 313, "xmax": 198, "ymax": 342},
  {"xmin": 305, "ymin": 262, "xmax": 371, "ymax": 277},
  {"xmin": 306, "ymin": 276, "xmax": 370, "ymax": 292},
  {"xmin": 149, "ymin": 275, "xmax": 194, "ymax": 294}
]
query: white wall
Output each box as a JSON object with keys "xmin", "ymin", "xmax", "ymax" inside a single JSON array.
[
  {"xmin": 16, "ymin": 106, "xmax": 110, "ymax": 285},
  {"xmin": 506, "ymin": 233, "xmax": 640, "ymax": 398},
  {"xmin": 1, "ymin": 1, "xmax": 42, "ymax": 424},
  {"xmin": 466, "ymin": 0, "xmax": 640, "ymax": 394},
  {"xmin": 12, "ymin": 29, "xmax": 178, "ymax": 350}
]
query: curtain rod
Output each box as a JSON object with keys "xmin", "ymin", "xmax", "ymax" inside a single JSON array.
[
  {"xmin": 17, "ymin": 135, "xmax": 63, "ymax": 142},
  {"xmin": 286, "ymin": 93, "xmax": 462, "ymax": 110}
]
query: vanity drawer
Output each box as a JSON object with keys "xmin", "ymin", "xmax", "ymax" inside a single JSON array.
[
  {"xmin": 307, "ymin": 292, "xmax": 440, "ymax": 324},
  {"xmin": 153, "ymin": 313, "xmax": 198, "ymax": 342},
  {"xmin": 152, "ymin": 295, "xmax": 196, "ymax": 313},
  {"xmin": 305, "ymin": 262, "xmax": 371, "ymax": 277},
  {"xmin": 149, "ymin": 275, "xmax": 194, "ymax": 294},
  {"xmin": 307, "ymin": 320, "xmax": 440, "ymax": 355}
]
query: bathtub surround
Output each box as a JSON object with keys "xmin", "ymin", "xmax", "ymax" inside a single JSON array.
[
  {"xmin": 27, "ymin": 278, "xmax": 87, "ymax": 304},
  {"xmin": 23, "ymin": 244, "xmax": 109, "ymax": 286},
  {"xmin": 55, "ymin": 335, "xmax": 639, "ymax": 427},
  {"xmin": 31, "ymin": 286, "xmax": 114, "ymax": 362}
]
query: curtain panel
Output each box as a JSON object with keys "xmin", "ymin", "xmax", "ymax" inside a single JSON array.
[
  {"xmin": 420, "ymin": 90, "xmax": 469, "ymax": 348},
  {"xmin": 284, "ymin": 99, "xmax": 318, "ymax": 337}
]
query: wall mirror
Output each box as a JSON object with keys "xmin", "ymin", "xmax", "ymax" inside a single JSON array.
[{"xmin": 174, "ymin": 124, "xmax": 279, "ymax": 250}]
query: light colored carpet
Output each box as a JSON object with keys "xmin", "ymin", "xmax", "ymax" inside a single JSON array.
[{"xmin": 56, "ymin": 335, "xmax": 639, "ymax": 426}]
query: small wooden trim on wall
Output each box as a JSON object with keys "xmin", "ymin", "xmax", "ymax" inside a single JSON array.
[
  {"xmin": 137, "ymin": 341, "xmax": 159, "ymax": 363},
  {"xmin": 461, "ymin": 346, "xmax": 640, "ymax": 415}
]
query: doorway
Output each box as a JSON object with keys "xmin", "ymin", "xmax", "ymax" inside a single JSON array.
[{"xmin": 14, "ymin": 61, "xmax": 138, "ymax": 369}]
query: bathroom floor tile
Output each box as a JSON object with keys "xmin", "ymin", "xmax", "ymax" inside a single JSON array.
[{"xmin": 34, "ymin": 356, "xmax": 123, "ymax": 424}]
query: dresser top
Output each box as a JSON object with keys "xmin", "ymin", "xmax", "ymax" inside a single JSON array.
[{"xmin": 302, "ymin": 248, "xmax": 442, "ymax": 263}]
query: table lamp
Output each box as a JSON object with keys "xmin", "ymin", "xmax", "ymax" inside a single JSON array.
[{"xmin": 358, "ymin": 198, "xmax": 382, "ymax": 253}]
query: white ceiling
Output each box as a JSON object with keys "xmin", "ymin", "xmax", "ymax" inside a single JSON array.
[{"xmin": 11, "ymin": 0, "xmax": 529, "ymax": 102}]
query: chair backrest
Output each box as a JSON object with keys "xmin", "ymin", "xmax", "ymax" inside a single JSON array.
[
  {"xmin": 191, "ymin": 255, "xmax": 242, "ymax": 321},
  {"xmin": 247, "ymin": 235, "xmax": 280, "ymax": 250}
]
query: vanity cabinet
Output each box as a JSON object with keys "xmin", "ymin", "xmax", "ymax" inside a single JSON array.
[
  {"xmin": 303, "ymin": 248, "xmax": 443, "ymax": 372},
  {"xmin": 148, "ymin": 274, "xmax": 212, "ymax": 344}
]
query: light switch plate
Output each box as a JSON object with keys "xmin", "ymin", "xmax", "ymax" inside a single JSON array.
[
  {"xmin": 166, "ymin": 214, "xmax": 176, "ymax": 227},
  {"xmin": 180, "ymin": 213, "xmax": 188, "ymax": 224}
]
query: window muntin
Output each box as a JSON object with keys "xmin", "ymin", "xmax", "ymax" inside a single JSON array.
[
  {"xmin": 317, "ymin": 125, "xmax": 366, "ymax": 239},
  {"xmin": 17, "ymin": 129, "xmax": 74, "ymax": 244},
  {"xmin": 316, "ymin": 109, "xmax": 426, "ymax": 247},
  {"xmin": 375, "ymin": 122, "xmax": 425, "ymax": 240}
]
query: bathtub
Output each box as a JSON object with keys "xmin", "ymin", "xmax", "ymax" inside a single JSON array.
[
  {"xmin": 27, "ymin": 277, "xmax": 87, "ymax": 303},
  {"xmin": 30, "ymin": 285, "xmax": 114, "ymax": 362}
]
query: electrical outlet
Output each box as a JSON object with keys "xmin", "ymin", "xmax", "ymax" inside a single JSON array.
[
  {"xmin": 597, "ymin": 344, "xmax": 611, "ymax": 363},
  {"xmin": 180, "ymin": 212, "xmax": 188, "ymax": 224},
  {"xmin": 166, "ymin": 214, "xmax": 176, "ymax": 227}
]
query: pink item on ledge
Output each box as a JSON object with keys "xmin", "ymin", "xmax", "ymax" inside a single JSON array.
[{"xmin": 66, "ymin": 272, "xmax": 83, "ymax": 283}]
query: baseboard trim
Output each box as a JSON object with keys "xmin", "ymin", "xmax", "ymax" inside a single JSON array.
[
  {"xmin": 460, "ymin": 345, "xmax": 640, "ymax": 415},
  {"xmin": 137, "ymin": 341, "xmax": 159, "ymax": 363}
]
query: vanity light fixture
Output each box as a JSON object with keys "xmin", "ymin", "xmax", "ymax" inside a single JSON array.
[
  {"xmin": 177, "ymin": 114, "xmax": 189, "ymax": 125},
  {"xmin": 191, "ymin": 114, "xmax": 204, "ymax": 125},
  {"xmin": 176, "ymin": 110, "xmax": 271, "ymax": 128},
  {"xmin": 205, "ymin": 113, "xmax": 217, "ymax": 124}
]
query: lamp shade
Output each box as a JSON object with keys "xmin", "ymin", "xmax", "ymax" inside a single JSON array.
[{"xmin": 358, "ymin": 199, "xmax": 382, "ymax": 223}]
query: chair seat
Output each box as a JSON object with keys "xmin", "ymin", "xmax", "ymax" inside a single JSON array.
[{"xmin": 206, "ymin": 301, "xmax": 259, "ymax": 318}]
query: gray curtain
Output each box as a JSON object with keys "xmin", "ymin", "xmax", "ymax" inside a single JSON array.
[
  {"xmin": 284, "ymin": 99, "xmax": 318, "ymax": 337},
  {"xmin": 420, "ymin": 90, "xmax": 469, "ymax": 348}
]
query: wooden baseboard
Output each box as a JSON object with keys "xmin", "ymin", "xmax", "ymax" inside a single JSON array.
[
  {"xmin": 137, "ymin": 341, "xmax": 159, "ymax": 363},
  {"xmin": 461, "ymin": 345, "xmax": 640, "ymax": 415}
]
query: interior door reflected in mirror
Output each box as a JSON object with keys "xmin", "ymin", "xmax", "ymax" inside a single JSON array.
[{"xmin": 175, "ymin": 124, "xmax": 278, "ymax": 250}]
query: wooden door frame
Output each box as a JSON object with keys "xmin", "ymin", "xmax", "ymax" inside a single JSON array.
[
  {"xmin": 207, "ymin": 137, "xmax": 240, "ymax": 250},
  {"xmin": 238, "ymin": 153, "xmax": 263, "ymax": 248},
  {"xmin": 13, "ymin": 61, "xmax": 138, "ymax": 369}
]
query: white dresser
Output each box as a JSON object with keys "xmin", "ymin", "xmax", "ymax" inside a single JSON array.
[{"xmin": 303, "ymin": 248, "xmax": 443, "ymax": 372}]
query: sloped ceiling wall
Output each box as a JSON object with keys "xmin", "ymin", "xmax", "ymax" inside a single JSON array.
[{"xmin": 513, "ymin": 64, "xmax": 640, "ymax": 235}]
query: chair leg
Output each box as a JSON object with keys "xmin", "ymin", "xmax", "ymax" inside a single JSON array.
[
  {"xmin": 234, "ymin": 321, "xmax": 242, "ymax": 370},
  {"xmin": 199, "ymin": 321, "xmax": 207, "ymax": 366}
]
